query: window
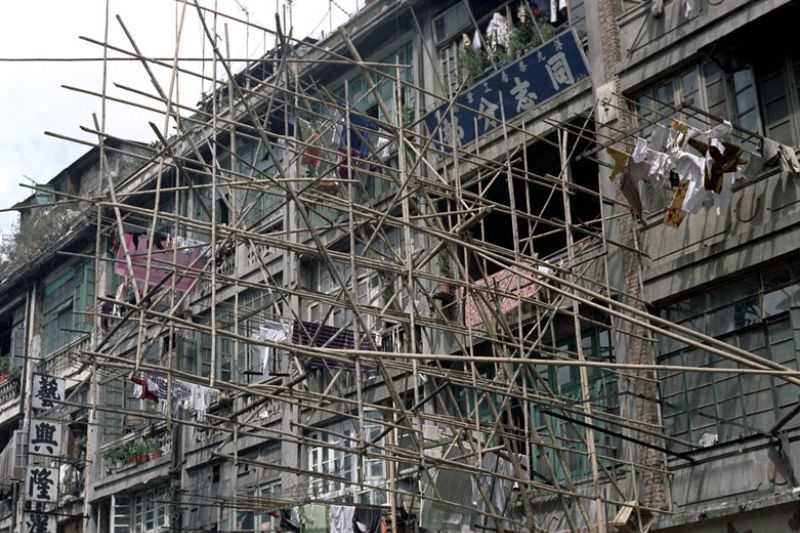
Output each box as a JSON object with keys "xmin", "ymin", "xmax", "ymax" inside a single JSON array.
[
  {"xmin": 307, "ymin": 416, "xmax": 387, "ymax": 502},
  {"xmin": 331, "ymin": 42, "xmax": 412, "ymax": 203},
  {"xmin": 531, "ymin": 327, "xmax": 618, "ymax": 482},
  {"xmin": 40, "ymin": 260, "xmax": 94, "ymax": 356},
  {"xmin": 308, "ymin": 428, "xmax": 357, "ymax": 498},
  {"xmin": 111, "ymin": 486, "xmax": 169, "ymax": 532},
  {"xmin": 659, "ymin": 261, "xmax": 800, "ymax": 448},
  {"xmin": 238, "ymin": 480, "xmax": 282, "ymax": 532},
  {"xmin": 757, "ymin": 53, "xmax": 800, "ymax": 146}
]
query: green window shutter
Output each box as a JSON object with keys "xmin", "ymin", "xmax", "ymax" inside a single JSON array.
[{"xmin": 103, "ymin": 378, "xmax": 125, "ymax": 440}]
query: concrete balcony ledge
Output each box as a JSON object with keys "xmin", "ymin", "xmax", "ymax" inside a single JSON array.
[
  {"xmin": 40, "ymin": 334, "xmax": 91, "ymax": 381},
  {"xmin": 0, "ymin": 378, "xmax": 21, "ymax": 427}
]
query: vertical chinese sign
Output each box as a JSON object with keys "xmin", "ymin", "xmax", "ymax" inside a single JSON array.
[{"xmin": 24, "ymin": 374, "xmax": 65, "ymax": 533}]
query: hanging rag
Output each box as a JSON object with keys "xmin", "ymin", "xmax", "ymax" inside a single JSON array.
[
  {"xmin": 131, "ymin": 377, "xmax": 159, "ymax": 401},
  {"xmin": 471, "ymin": 29, "xmax": 482, "ymax": 50},
  {"xmin": 632, "ymin": 136, "xmax": 670, "ymax": 184},
  {"xmin": 651, "ymin": 0, "xmax": 664, "ymax": 17},
  {"xmin": 620, "ymin": 160, "xmax": 648, "ymax": 223},
  {"xmin": 671, "ymin": 149, "xmax": 707, "ymax": 213},
  {"xmin": 781, "ymin": 145, "xmax": 800, "ymax": 174},
  {"xmin": 664, "ymin": 181, "xmax": 689, "ymax": 228},
  {"xmin": 666, "ymin": 120, "xmax": 690, "ymax": 151},
  {"xmin": 280, "ymin": 508, "xmax": 301, "ymax": 532},
  {"xmin": 485, "ymin": 12, "xmax": 510, "ymax": 53},
  {"xmin": 331, "ymin": 505, "xmax": 355, "ymax": 533},
  {"xmin": 687, "ymin": 137, "xmax": 743, "ymax": 193},
  {"xmin": 606, "ymin": 146, "xmax": 630, "ymax": 182},
  {"xmin": 712, "ymin": 172, "xmax": 737, "ymax": 216},
  {"xmin": 705, "ymin": 120, "xmax": 733, "ymax": 153},
  {"xmin": 550, "ymin": 0, "xmax": 568, "ymax": 23},
  {"xmin": 765, "ymin": 138, "xmax": 800, "ymax": 174},
  {"xmin": 339, "ymin": 113, "xmax": 379, "ymax": 158},
  {"xmin": 254, "ymin": 320, "xmax": 288, "ymax": 379}
]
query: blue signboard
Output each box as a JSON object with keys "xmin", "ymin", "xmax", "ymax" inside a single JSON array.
[{"xmin": 424, "ymin": 29, "xmax": 590, "ymax": 149}]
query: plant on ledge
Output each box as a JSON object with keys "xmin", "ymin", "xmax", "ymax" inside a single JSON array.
[
  {"xmin": 103, "ymin": 438, "xmax": 163, "ymax": 470},
  {"xmin": 457, "ymin": 44, "xmax": 489, "ymax": 85},
  {"xmin": 0, "ymin": 356, "xmax": 20, "ymax": 384}
]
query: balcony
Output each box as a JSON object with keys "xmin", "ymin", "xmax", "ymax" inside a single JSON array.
[
  {"xmin": 426, "ymin": 24, "xmax": 590, "ymax": 154},
  {"xmin": 40, "ymin": 334, "xmax": 91, "ymax": 381},
  {"xmin": 0, "ymin": 378, "xmax": 21, "ymax": 426},
  {"xmin": 97, "ymin": 424, "xmax": 172, "ymax": 488}
]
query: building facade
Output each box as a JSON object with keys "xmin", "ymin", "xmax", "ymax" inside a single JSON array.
[{"xmin": 0, "ymin": 0, "xmax": 798, "ymax": 532}]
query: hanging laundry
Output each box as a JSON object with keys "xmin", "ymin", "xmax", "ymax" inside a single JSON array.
[
  {"xmin": 280, "ymin": 508, "xmax": 301, "ymax": 532},
  {"xmin": 112, "ymin": 281, "xmax": 128, "ymax": 317},
  {"xmin": 473, "ymin": 452, "xmax": 513, "ymax": 519},
  {"xmin": 131, "ymin": 377, "xmax": 159, "ymax": 401},
  {"xmin": 666, "ymin": 120, "xmax": 689, "ymax": 152},
  {"xmin": 339, "ymin": 113, "xmax": 379, "ymax": 158},
  {"xmin": 670, "ymin": 149, "xmax": 706, "ymax": 213},
  {"xmin": 300, "ymin": 504, "xmax": 329, "ymax": 533},
  {"xmin": 683, "ymin": 0, "xmax": 694, "ymax": 17},
  {"xmin": 780, "ymin": 144, "xmax": 800, "ymax": 174},
  {"xmin": 189, "ymin": 381, "xmax": 219, "ymax": 421},
  {"xmin": 632, "ymin": 137, "xmax": 670, "ymax": 184},
  {"xmin": 606, "ymin": 146, "xmax": 630, "ymax": 182},
  {"xmin": 518, "ymin": 2, "xmax": 529, "ymax": 23},
  {"xmin": 352, "ymin": 507, "xmax": 382, "ymax": 533},
  {"xmin": 253, "ymin": 320, "xmax": 288, "ymax": 379},
  {"xmin": 114, "ymin": 232, "xmax": 207, "ymax": 293},
  {"xmin": 485, "ymin": 12, "xmax": 510, "ymax": 54},
  {"xmin": 331, "ymin": 505, "xmax": 355, "ymax": 533},
  {"xmin": 712, "ymin": 172, "xmax": 736, "ymax": 216},
  {"xmin": 337, "ymin": 147, "xmax": 363, "ymax": 183},
  {"xmin": 651, "ymin": 0, "xmax": 664, "ymax": 17},
  {"xmin": 471, "ymin": 29, "xmax": 482, "ymax": 51},
  {"xmin": 664, "ymin": 181, "xmax": 689, "ymax": 228},
  {"xmin": 763, "ymin": 137, "xmax": 800, "ymax": 174},
  {"xmin": 620, "ymin": 160, "xmax": 648, "ymax": 223},
  {"xmin": 550, "ymin": 0, "xmax": 568, "ymax": 24},
  {"xmin": 301, "ymin": 132, "xmax": 323, "ymax": 169},
  {"xmin": 687, "ymin": 137, "xmax": 743, "ymax": 193},
  {"xmin": 705, "ymin": 120, "xmax": 732, "ymax": 154}
]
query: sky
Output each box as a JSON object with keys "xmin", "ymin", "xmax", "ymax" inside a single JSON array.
[{"xmin": 0, "ymin": 0, "xmax": 360, "ymax": 235}]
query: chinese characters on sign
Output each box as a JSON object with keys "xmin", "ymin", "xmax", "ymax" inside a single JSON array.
[
  {"xmin": 424, "ymin": 29, "xmax": 589, "ymax": 150},
  {"xmin": 28, "ymin": 420, "xmax": 62, "ymax": 457},
  {"xmin": 31, "ymin": 374, "xmax": 64, "ymax": 410},
  {"xmin": 24, "ymin": 509, "xmax": 56, "ymax": 533},
  {"xmin": 26, "ymin": 466, "xmax": 58, "ymax": 503}
]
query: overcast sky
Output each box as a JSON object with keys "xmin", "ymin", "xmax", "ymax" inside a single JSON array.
[{"xmin": 0, "ymin": 0, "xmax": 359, "ymax": 235}]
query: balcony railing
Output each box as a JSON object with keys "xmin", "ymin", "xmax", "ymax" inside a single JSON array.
[
  {"xmin": 0, "ymin": 377, "xmax": 20, "ymax": 407},
  {"xmin": 40, "ymin": 334, "xmax": 91, "ymax": 379},
  {"xmin": 99, "ymin": 423, "xmax": 172, "ymax": 478},
  {"xmin": 425, "ymin": 28, "xmax": 590, "ymax": 152}
]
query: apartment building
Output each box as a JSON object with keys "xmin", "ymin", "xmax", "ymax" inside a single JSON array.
[{"xmin": 0, "ymin": 1, "xmax": 798, "ymax": 532}]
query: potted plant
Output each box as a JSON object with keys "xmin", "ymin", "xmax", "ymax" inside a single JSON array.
[
  {"xmin": 146, "ymin": 439, "xmax": 163, "ymax": 460},
  {"xmin": 133, "ymin": 441, "xmax": 151, "ymax": 464},
  {"xmin": 0, "ymin": 357, "xmax": 9, "ymax": 384},
  {"xmin": 434, "ymin": 251, "xmax": 456, "ymax": 303},
  {"xmin": 103, "ymin": 443, "xmax": 126, "ymax": 470},
  {"xmin": 457, "ymin": 45, "xmax": 489, "ymax": 85}
]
